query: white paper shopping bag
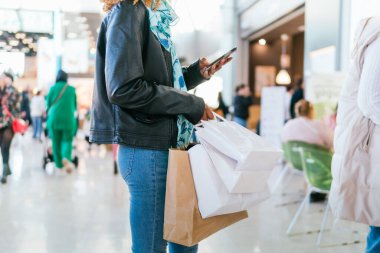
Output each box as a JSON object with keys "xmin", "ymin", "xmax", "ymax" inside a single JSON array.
[
  {"xmin": 188, "ymin": 144, "xmax": 270, "ymax": 218},
  {"xmin": 199, "ymin": 137, "xmax": 272, "ymax": 194},
  {"xmin": 196, "ymin": 117, "xmax": 282, "ymax": 172}
]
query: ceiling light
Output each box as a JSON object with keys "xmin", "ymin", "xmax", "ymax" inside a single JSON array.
[
  {"xmin": 67, "ymin": 33, "xmax": 78, "ymax": 39},
  {"xmin": 281, "ymin": 34, "xmax": 289, "ymax": 41},
  {"xmin": 276, "ymin": 69, "xmax": 291, "ymax": 85},
  {"xmin": 23, "ymin": 38, "xmax": 33, "ymax": 44},
  {"xmin": 9, "ymin": 40, "xmax": 19, "ymax": 46},
  {"xmin": 258, "ymin": 39, "xmax": 266, "ymax": 46},
  {"xmin": 16, "ymin": 33, "xmax": 26, "ymax": 39},
  {"xmin": 75, "ymin": 16, "xmax": 87, "ymax": 23},
  {"xmin": 79, "ymin": 24, "xmax": 89, "ymax": 30}
]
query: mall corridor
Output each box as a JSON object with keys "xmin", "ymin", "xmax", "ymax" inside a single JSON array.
[{"xmin": 0, "ymin": 131, "xmax": 368, "ymax": 253}]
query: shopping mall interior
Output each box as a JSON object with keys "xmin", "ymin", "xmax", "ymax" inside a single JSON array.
[{"xmin": 0, "ymin": 0, "xmax": 379, "ymax": 252}]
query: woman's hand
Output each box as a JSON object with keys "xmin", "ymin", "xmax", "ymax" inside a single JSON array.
[
  {"xmin": 199, "ymin": 57, "xmax": 233, "ymax": 79},
  {"xmin": 201, "ymin": 104, "xmax": 214, "ymax": 121}
]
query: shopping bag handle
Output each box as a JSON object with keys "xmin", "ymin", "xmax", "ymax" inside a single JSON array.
[{"xmin": 194, "ymin": 112, "xmax": 227, "ymax": 128}]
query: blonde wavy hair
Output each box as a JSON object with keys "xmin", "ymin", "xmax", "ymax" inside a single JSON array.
[{"xmin": 101, "ymin": 0, "xmax": 161, "ymax": 12}]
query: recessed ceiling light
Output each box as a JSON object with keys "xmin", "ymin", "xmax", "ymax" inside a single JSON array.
[
  {"xmin": 79, "ymin": 24, "xmax": 89, "ymax": 30},
  {"xmin": 75, "ymin": 16, "xmax": 87, "ymax": 23},
  {"xmin": 9, "ymin": 40, "xmax": 19, "ymax": 46},
  {"xmin": 281, "ymin": 34, "xmax": 289, "ymax": 41},
  {"xmin": 258, "ymin": 39, "xmax": 267, "ymax": 46},
  {"xmin": 67, "ymin": 33, "xmax": 78, "ymax": 39}
]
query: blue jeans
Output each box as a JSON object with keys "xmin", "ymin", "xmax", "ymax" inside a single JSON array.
[
  {"xmin": 32, "ymin": 116, "xmax": 43, "ymax": 139},
  {"xmin": 234, "ymin": 116, "xmax": 247, "ymax": 128},
  {"xmin": 367, "ymin": 227, "xmax": 380, "ymax": 253},
  {"xmin": 118, "ymin": 146, "xmax": 198, "ymax": 253}
]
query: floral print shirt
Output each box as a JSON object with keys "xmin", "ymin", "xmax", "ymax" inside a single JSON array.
[{"xmin": 0, "ymin": 85, "xmax": 22, "ymax": 129}]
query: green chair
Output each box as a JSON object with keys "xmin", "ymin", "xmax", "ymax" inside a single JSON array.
[
  {"xmin": 286, "ymin": 146, "xmax": 333, "ymax": 247},
  {"xmin": 282, "ymin": 141, "xmax": 329, "ymax": 172}
]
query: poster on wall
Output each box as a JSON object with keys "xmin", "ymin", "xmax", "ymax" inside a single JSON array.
[
  {"xmin": 62, "ymin": 39, "xmax": 89, "ymax": 74},
  {"xmin": 255, "ymin": 66, "xmax": 276, "ymax": 97},
  {"xmin": 306, "ymin": 73, "xmax": 345, "ymax": 120},
  {"xmin": 37, "ymin": 39, "xmax": 57, "ymax": 90},
  {"xmin": 260, "ymin": 86, "xmax": 286, "ymax": 148}
]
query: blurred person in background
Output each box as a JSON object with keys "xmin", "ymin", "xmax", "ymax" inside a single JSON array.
[
  {"xmin": 91, "ymin": 0, "xmax": 231, "ymax": 252},
  {"xmin": 0, "ymin": 72, "xmax": 21, "ymax": 184},
  {"xmin": 30, "ymin": 90, "xmax": 46, "ymax": 141},
  {"xmin": 216, "ymin": 92, "xmax": 229, "ymax": 118},
  {"xmin": 290, "ymin": 78, "xmax": 304, "ymax": 119},
  {"xmin": 282, "ymin": 100, "xmax": 333, "ymax": 202},
  {"xmin": 284, "ymin": 85, "xmax": 294, "ymax": 122},
  {"xmin": 46, "ymin": 70, "xmax": 77, "ymax": 175},
  {"xmin": 233, "ymin": 84, "xmax": 253, "ymax": 127},
  {"xmin": 21, "ymin": 86, "xmax": 32, "ymax": 125},
  {"xmin": 282, "ymin": 100, "xmax": 333, "ymax": 150}
]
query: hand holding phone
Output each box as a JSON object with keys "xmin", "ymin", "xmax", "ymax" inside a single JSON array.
[
  {"xmin": 206, "ymin": 47, "xmax": 237, "ymax": 70},
  {"xmin": 200, "ymin": 47, "xmax": 236, "ymax": 79}
]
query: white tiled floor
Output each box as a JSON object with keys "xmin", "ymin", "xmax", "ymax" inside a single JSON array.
[{"xmin": 0, "ymin": 133, "xmax": 369, "ymax": 253}]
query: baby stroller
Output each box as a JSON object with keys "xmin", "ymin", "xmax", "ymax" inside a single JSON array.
[{"xmin": 42, "ymin": 126, "xmax": 79, "ymax": 171}]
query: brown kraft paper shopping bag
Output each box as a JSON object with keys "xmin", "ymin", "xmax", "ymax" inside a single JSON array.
[{"xmin": 164, "ymin": 149, "xmax": 248, "ymax": 247}]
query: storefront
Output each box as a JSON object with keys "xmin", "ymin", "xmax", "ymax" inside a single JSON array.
[{"xmin": 236, "ymin": 0, "xmax": 306, "ymax": 130}]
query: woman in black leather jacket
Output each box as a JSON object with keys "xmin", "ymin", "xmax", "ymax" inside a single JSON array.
[{"xmin": 91, "ymin": 1, "xmax": 231, "ymax": 252}]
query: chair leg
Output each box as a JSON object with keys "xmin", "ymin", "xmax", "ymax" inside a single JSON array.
[
  {"xmin": 317, "ymin": 201, "xmax": 330, "ymax": 247},
  {"xmin": 286, "ymin": 187, "xmax": 312, "ymax": 235}
]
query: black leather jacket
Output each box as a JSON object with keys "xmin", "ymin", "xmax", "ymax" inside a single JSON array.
[{"xmin": 90, "ymin": 1, "xmax": 206, "ymax": 150}]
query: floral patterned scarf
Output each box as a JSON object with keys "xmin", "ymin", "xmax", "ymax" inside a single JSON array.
[{"xmin": 143, "ymin": 0, "xmax": 193, "ymax": 147}]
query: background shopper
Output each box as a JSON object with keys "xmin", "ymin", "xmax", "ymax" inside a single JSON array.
[
  {"xmin": 290, "ymin": 78, "xmax": 304, "ymax": 119},
  {"xmin": 91, "ymin": 1, "xmax": 231, "ymax": 252},
  {"xmin": 30, "ymin": 90, "xmax": 46, "ymax": 141},
  {"xmin": 0, "ymin": 72, "xmax": 21, "ymax": 184},
  {"xmin": 46, "ymin": 70, "xmax": 77, "ymax": 174},
  {"xmin": 233, "ymin": 84, "xmax": 253, "ymax": 127},
  {"xmin": 281, "ymin": 100, "xmax": 333, "ymax": 150},
  {"xmin": 20, "ymin": 87, "xmax": 32, "ymax": 125}
]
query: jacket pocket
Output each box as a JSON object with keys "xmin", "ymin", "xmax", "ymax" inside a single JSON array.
[{"xmin": 133, "ymin": 112, "xmax": 164, "ymax": 124}]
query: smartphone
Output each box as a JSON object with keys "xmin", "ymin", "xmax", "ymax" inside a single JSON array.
[{"xmin": 206, "ymin": 47, "xmax": 237, "ymax": 69}]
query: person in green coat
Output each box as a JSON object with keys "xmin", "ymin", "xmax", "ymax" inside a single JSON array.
[{"xmin": 46, "ymin": 70, "xmax": 77, "ymax": 174}]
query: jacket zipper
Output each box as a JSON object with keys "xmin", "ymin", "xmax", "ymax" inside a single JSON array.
[{"xmin": 163, "ymin": 48, "xmax": 177, "ymax": 148}]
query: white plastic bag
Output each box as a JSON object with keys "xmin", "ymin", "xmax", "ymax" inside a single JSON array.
[
  {"xmin": 188, "ymin": 144, "xmax": 270, "ymax": 218},
  {"xmin": 199, "ymin": 137, "xmax": 272, "ymax": 194},
  {"xmin": 195, "ymin": 115, "xmax": 282, "ymax": 171}
]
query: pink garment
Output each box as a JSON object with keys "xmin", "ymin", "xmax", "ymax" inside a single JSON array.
[{"xmin": 281, "ymin": 117, "xmax": 333, "ymax": 149}]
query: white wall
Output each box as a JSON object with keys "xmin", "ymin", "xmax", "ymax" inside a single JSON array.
[{"xmin": 340, "ymin": 0, "xmax": 380, "ymax": 72}]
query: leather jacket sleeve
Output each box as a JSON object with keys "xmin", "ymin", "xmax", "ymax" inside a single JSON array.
[
  {"xmin": 182, "ymin": 60, "xmax": 207, "ymax": 91},
  {"xmin": 105, "ymin": 3, "xmax": 205, "ymax": 125}
]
